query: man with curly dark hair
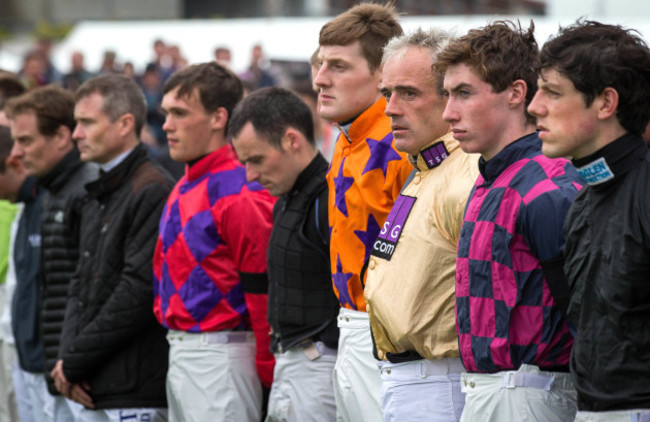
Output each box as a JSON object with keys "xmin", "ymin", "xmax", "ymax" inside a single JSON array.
[{"xmin": 529, "ymin": 20, "xmax": 650, "ymax": 422}]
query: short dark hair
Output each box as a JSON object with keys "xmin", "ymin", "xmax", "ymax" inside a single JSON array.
[
  {"xmin": 0, "ymin": 72, "xmax": 26, "ymax": 111},
  {"xmin": 319, "ymin": 3, "xmax": 403, "ymax": 73},
  {"xmin": 163, "ymin": 62, "xmax": 243, "ymax": 133},
  {"xmin": 5, "ymin": 85, "xmax": 76, "ymax": 135},
  {"xmin": 229, "ymin": 86, "xmax": 315, "ymax": 149},
  {"xmin": 75, "ymin": 74, "xmax": 147, "ymax": 135},
  {"xmin": 0, "ymin": 125, "xmax": 13, "ymax": 173},
  {"xmin": 537, "ymin": 20, "xmax": 650, "ymax": 136},
  {"xmin": 436, "ymin": 20, "xmax": 539, "ymax": 124}
]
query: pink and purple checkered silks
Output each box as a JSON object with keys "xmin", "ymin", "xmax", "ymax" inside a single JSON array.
[{"xmin": 455, "ymin": 134, "xmax": 584, "ymax": 373}]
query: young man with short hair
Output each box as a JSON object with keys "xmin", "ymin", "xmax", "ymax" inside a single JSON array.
[
  {"xmin": 231, "ymin": 86, "xmax": 340, "ymax": 422},
  {"xmin": 314, "ymin": 4, "xmax": 411, "ymax": 419},
  {"xmin": 528, "ymin": 20, "xmax": 650, "ymax": 422},
  {"xmin": 155, "ymin": 62, "xmax": 275, "ymax": 421},
  {"xmin": 364, "ymin": 28, "xmax": 479, "ymax": 422},
  {"xmin": 51, "ymin": 74, "xmax": 173, "ymax": 421},
  {"xmin": 436, "ymin": 21, "xmax": 583, "ymax": 421}
]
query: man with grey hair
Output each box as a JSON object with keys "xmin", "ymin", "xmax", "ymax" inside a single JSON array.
[
  {"xmin": 50, "ymin": 74, "xmax": 173, "ymax": 421},
  {"xmin": 364, "ymin": 28, "xmax": 479, "ymax": 422}
]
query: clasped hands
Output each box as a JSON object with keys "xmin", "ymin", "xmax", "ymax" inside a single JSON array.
[{"xmin": 50, "ymin": 359, "xmax": 95, "ymax": 409}]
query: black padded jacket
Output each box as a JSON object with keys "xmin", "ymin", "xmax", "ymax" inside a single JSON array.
[
  {"xmin": 59, "ymin": 144, "xmax": 173, "ymax": 409},
  {"xmin": 38, "ymin": 148, "xmax": 98, "ymax": 394},
  {"xmin": 267, "ymin": 154, "xmax": 339, "ymax": 352}
]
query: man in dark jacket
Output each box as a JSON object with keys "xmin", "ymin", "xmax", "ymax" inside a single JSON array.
[
  {"xmin": 0, "ymin": 124, "xmax": 43, "ymax": 422},
  {"xmin": 528, "ymin": 20, "xmax": 650, "ymax": 422},
  {"xmin": 7, "ymin": 85, "xmax": 97, "ymax": 421},
  {"xmin": 231, "ymin": 87, "xmax": 340, "ymax": 422},
  {"xmin": 50, "ymin": 74, "xmax": 173, "ymax": 421}
]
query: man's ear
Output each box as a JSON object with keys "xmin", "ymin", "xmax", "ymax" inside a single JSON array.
[
  {"xmin": 282, "ymin": 127, "xmax": 303, "ymax": 152},
  {"xmin": 596, "ymin": 87, "xmax": 619, "ymax": 120},
  {"xmin": 509, "ymin": 79, "xmax": 528, "ymax": 108},
  {"xmin": 117, "ymin": 113, "xmax": 136, "ymax": 137},
  {"xmin": 54, "ymin": 125, "xmax": 73, "ymax": 150},
  {"xmin": 211, "ymin": 107, "xmax": 229, "ymax": 131},
  {"xmin": 371, "ymin": 65, "xmax": 383, "ymax": 90}
]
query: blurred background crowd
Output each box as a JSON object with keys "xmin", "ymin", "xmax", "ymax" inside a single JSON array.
[{"xmin": 0, "ymin": 0, "xmax": 648, "ymax": 177}]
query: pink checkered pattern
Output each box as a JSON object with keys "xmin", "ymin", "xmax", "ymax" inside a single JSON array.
[{"xmin": 456, "ymin": 136, "xmax": 582, "ymax": 373}]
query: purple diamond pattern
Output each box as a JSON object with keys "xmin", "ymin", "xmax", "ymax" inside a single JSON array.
[
  {"xmin": 178, "ymin": 265, "xmax": 224, "ymax": 324},
  {"xmin": 225, "ymin": 283, "xmax": 246, "ymax": 317},
  {"xmin": 161, "ymin": 201, "xmax": 182, "ymax": 252},
  {"xmin": 207, "ymin": 167, "xmax": 247, "ymax": 206},
  {"xmin": 182, "ymin": 209, "xmax": 221, "ymax": 264}
]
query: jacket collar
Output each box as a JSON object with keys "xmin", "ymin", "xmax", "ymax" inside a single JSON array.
[
  {"xmin": 478, "ymin": 132, "xmax": 539, "ymax": 182},
  {"xmin": 290, "ymin": 153, "xmax": 328, "ymax": 194},
  {"xmin": 408, "ymin": 132, "xmax": 458, "ymax": 172},
  {"xmin": 85, "ymin": 143, "xmax": 147, "ymax": 199},
  {"xmin": 17, "ymin": 177, "xmax": 40, "ymax": 203},
  {"xmin": 37, "ymin": 148, "xmax": 83, "ymax": 194},
  {"xmin": 337, "ymin": 97, "xmax": 387, "ymax": 145},
  {"xmin": 185, "ymin": 144, "xmax": 237, "ymax": 182},
  {"xmin": 572, "ymin": 133, "xmax": 647, "ymax": 188}
]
